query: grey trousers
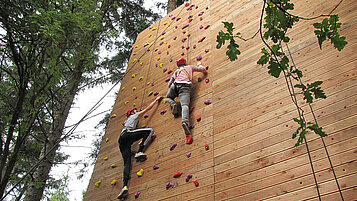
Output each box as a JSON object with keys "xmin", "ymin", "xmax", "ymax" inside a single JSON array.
[{"xmin": 166, "ymin": 83, "xmax": 191, "ymax": 124}]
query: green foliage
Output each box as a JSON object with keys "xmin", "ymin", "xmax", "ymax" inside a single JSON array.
[
  {"xmin": 313, "ymin": 15, "xmax": 348, "ymax": 51},
  {"xmin": 216, "ymin": 22, "xmax": 241, "ymax": 61},
  {"xmin": 216, "ymin": 0, "xmax": 348, "ymax": 146},
  {"xmin": 47, "ymin": 174, "xmax": 70, "ymax": 201}
]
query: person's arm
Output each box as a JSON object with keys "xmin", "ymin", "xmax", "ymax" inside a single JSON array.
[
  {"xmin": 192, "ymin": 62, "xmax": 207, "ymax": 73},
  {"xmin": 137, "ymin": 96, "xmax": 162, "ymax": 116},
  {"xmin": 168, "ymin": 76, "xmax": 175, "ymax": 88}
]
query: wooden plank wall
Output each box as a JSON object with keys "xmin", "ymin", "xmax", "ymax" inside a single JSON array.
[{"xmin": 84, "ymin": 0, "xmax": 357, "ymax": 200}]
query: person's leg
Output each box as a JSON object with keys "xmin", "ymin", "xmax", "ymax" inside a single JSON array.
[
  {"xmin": 166, "ymin": 84, "xmax": 178, "ymax": 115},
  {"xmin": 117, "ymin": 133, "xmax": 132, "ymax": 199},
  {"xmin": 126, "ymin": 128, "xmax": 154, "ymax": 153},
  {"xmin": 178, "ymin": 85, "xmax": 191, "ymax": 124}
]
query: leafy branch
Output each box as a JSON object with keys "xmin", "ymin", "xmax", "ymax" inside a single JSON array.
[{"xmin": 216, "ymin": 0, "xmax": 347, "ymax": 146}]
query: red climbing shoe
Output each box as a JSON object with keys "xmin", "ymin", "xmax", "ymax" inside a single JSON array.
[
  {"xmin": 186, "ymin": 134, "xmax": 193, "ymax": 144},
  {"xmin": 173, "ymin": 171, "xmax": 183, "ymax": 178}
]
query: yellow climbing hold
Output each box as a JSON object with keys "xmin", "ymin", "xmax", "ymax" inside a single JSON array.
[
  {"xmin": 95, "ymin": 180, "xmax": 101, "ymax": 187},
  {"xmin": 157, "ymin": 56, "xmax": 160, "ymax": 61},
  {"xmin": 144, "ymin": 42, "xmax": 150, "ymax": 47},
  {"xmin": 141, "ymin": 125, "xmax": 146, "ymax": 128},
  {"xmin": 137, "ymin": 169, "xmax": 144, "ymax": 177},
  {"xmin": 111, "ymin": 163, "xmax": 117, "ymax": 168},
  {"xmin": 160, "ymin": 36, "xmax": 164, "ymax": 40},
  {"xmin": 139, "ymin": 76, "xmax": 144, "ymax": 81},
  {"xmin": 152, "ymin": 27, "xmax": 157, "ymax": 30},
  {"xmin": 121, "ymin": 87, "xmax": 125, "ymax": 91},
  {"xmin": 154, "ymin": 48, "xmax": 158, "ymax": 51},
  {"xmin": 133, "ymin": 58, "xmax": 137, "ymax": 63},
  {"xmin": 105, "ymin": 137, "xmax": 109, "ymax": 142},
  {"xmin": 125, "ymin": 101, "xmax": 129, "ymax": 105},
  {"xmin": 148, "ymin": 91, "xmax": 153, "ymax": 96},
  {"xmin": 147, "ymin": 82, "xmax": 151, "ymax": 85},
  {"xmin": 133, "ymin": 53, "xmax": 136, "ymax": 55},
  {"xmin": 104, "ymin": 157, "xmax": 108, "ymax": 160},
  {"xmin": 111, "ymin": 180, "xmax": 118, "ymax": 185},
  {"xmin": 159, "ymin": 63, "xmax": 164, "ymax": 68},
  {"xmin": 164, "ymin": 21, "xmax": 168, "ymax": 25},
  {"xmin": 135, "ymin": 45, "xmax": 138, "ymax": 48},
  {"xmin": 163, "ymin": 98, "xmax": 167, "ymax": 103},
  {"xmin": 148, "ymin": 34, "xmax": 152, "ymax": 37},
  {"xmin": 140, "ymin": 62, "xmax": 143, "ymax": 65},
  {"xmin": 132, "ymin": 87, "xmax": 136, "ymax": 91},
  {"xmin": 147, "ymin": 48, "xmax": 151, "ymax": 51},
  {"xmin": 133, "ymin": 103, "xmax": 136, "ymax": 107},
  {"xmin": 164, "ymin": 42, "xmax": 167, "ymax": 45},
  {"xmin": 132, "ymin": 73, "xmax": 137, "ymax": 78},
  {"xmin": 168, "ymin": 23, "xmax": 171, "ymax": 27},
  {"xmin": 138, "ymin": 139, "xmax": 142, "ymax": 145},
  {"xmin": 110, "ymin": 114, "xmax": 117, "ymax": 119},
  {"xmin": 149, "ymin": 26, "xmax": 153, "ymax": 29}
]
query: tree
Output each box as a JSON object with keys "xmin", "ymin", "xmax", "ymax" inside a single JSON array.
[{"xmin": 0, "ymin": 0, "xmax": 160, "ymax": 200}]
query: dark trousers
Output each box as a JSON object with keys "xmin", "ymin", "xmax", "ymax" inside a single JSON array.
[{"xmin": 118, "ymin": 128, "xmax": 153, "ymax": 186}]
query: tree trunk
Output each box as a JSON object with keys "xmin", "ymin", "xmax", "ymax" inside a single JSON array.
[
  {"xmin": 167, "ymin": 0, "xmax": 177, "ymax": 14},
  {"xmin": 23, "ymin": 68, "xmax": 82, "ymax": 201}
]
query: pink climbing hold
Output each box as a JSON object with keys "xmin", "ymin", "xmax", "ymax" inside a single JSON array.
[
  {"xmin": 158, "ymin": 50, "xmax": 162, "ymax": 54},
  {"xmin": 181, "ymin": 46, "xmax": 185, "ymax": 49},
  {"xmin": 198, "ymin": 11, "xmax": 204, "ymax": 16},
  {"xmin": 170, "ymin": 143, "xmax": 177, "ymax": 151},
  {"xmin": 171, "ymin": 16, "xmax": 176, "ymax": 20},
  {"xmin": 151, "ymin": 82, "xmax": 154, "ymax": 86},
  {"xmin": 144, "ymin": 114, "xmax": 149, "ymax": 118},
  {"xmin": 134, "ymin": 192, "xmax": 140, "ymax": 199},
  {"xmin": 160, "ymin": 109, "xmax": 167, "ymax": 115},
  {"xmin": 188, "ymin": 15, "xmax": 193, "ymax": 19},
  {"xmin": 165, "ymin": 77, "xmax": 170, "ymax": 82},
  {"xmin": 204, "ymin": 99, "xmax": 212, "ymax": 105},
  {"xmin": 159, "ymin": 42, "xmax": 164, "ymax": 45},
  {"xmin": 153, "ymin": 164, "xmax": 159, "ymax": 170},
  {"xmin": 193, "ymin": 45, "xmax": 197, "ymax": 49},
  {"xmin": 167, "ymin": 51, "xmax": 169, "ymax": 55},
  {"xmin": 196, "ymin": 55, "xmax": 202, "ymax": 61},
  {"xmin": 170, "ymin": 58, "xmax": 173, "ymax": 62},
  {"xmin": 134, "ymin": 95, "xmax": 138, "ymax": 99},
  {"xmin": 162, "ymin": 31, "xmax": 166, "ymax": 35},
  {"xmin": 189, "ymin": 124, "xmax": 195, "ymax": 129},
  {"xmin": 182, "ymin": 24, "xmax": 189, "ymax": 29},
  {"xmin": 199, "ymin": 25, "xmax": 203, "ymax": 29},
  {"xmin": 185, "ymin": 174, "xmax": 193, "ymax": 182},
  {"xmin": 163, "ymin": 68, "xmax": 167, "ymax": 73},
  {"xmin": 186, "ymin": 152, "xmax": 191, "ymax": 157},
  {"xmin": 166, "ymin": 182, "xmax": 174, "ymax": 189},
  {"xmin": 156, "ymin": 63, "xmax": 158, "ymax": 67},
  {"xmin": 173, "ymin": 36, "xmax": 177, "ymax": 40},
  {"xmin": 182, "ymin": 38, "xmax": 187, "ymax": 42}
]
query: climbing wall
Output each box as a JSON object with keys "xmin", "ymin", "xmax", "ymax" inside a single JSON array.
[{"xmin": 84, "ymin": 0, "xmax": 357, "ymax": 200}]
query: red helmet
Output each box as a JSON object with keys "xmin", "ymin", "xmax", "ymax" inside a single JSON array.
[
  {"xmin": 126, "ymin": 108, "xmax": 137, "ymax": 117},
  {"xmin": 176, "ymin": 58, "xmax": 186, "ymax": 67}
]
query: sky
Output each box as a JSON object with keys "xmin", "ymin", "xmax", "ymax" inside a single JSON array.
[{"xmin": 51, "ymin": 1, "xmax": 167, "ymax": 200}]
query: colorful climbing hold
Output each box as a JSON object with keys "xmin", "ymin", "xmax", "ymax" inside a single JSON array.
[
  {"xmin": 198, "ymin": 37, "xmax": 206, "ymax": 43},
  {"xmin": 205, "ymin": 144, "xmax": 209, "ymax": 150},
  {"xmin": 157, "ymin": 56, "xmax": 160, "ymax": 61},
  {"xmin": 153, "ymin": 164, "xmax": 159, "ymax": 170},
  {"xmin": 163, "ymin": 68, "xmax": 167, "ymax": 73},
  {"xmin": 165, "ymin": 77, "xmax": 170, "ymax": 82},
  {"xmin": 105, "ymin": 137, "xmax": 109, "ymax": 142},
  {"xmin": 173, "ymin": 36, "xmax": 177, "ymax": 40},
  {"xmin": 182, "ymin": 24, "xmax": 189, "ymax": 29},
  {"xmin": 205, "ymin": 78, "xmax": 209, "ymax": 83},
  {"xmin": 158, "ymin": 50, "xmax": 162, "ymax": 54},
  {"xmin": 204, "ymin": 99, "xmax": 212, "ymax": 105},
  {"xmin": 132, "ymin": 73, "xmax": 137, "ymax": 78},
  {"xmin": 134, "ymin": 95, "xmax": 138, "ymax": 99},
  {"xmin": 193, "ymin": 45, "xmax": 197, "ymax": 49},
  {"xmin": 94, "ymin": 180, "xmax": 101, "ymax": 187},
  {"xmin": 125, "ymin": 101, "xmax": 129, "ymax": 105},
  {"xmin": 144, "ymin": 114, "xmax": 149, "ymax": 118},
  {"xmin": 132, "ymin": 87, "xmax": 136, "ymax": 91},
  {"xmin": 163, "ymin": 98, "xmax": 167, "ymax": 103},
  {"xmin": 152, "ymin": 27, "xmax": 157, "ymax": 30},
  {"xmin": 148, "ymin": 91, "xmax": 153, "ymax": 96},
  {"xmin": 121, "ymin": 87, "xmax": 125, "ymax": 91},
  {"xmin": 147, "ymin": 81, "xmax": 151, "ymax": 85},
  {"xmin": 159, "ymin": 63, "xmax": 164, "ymax": 68},
  {"xmin": 181, "ymin": 52, "xmax": 185, "ymax": 56},
  {"xmin": 182, "ymin": 38, "xmax": 187, "ymax": 42},
  {"xmin": 196, "ymin": 55, "xmax": 202, "ymax": 61},
  {"xmin": 133, "ymin": 103, "xmax": 136, "ymax": 107},
  {"xmin": 185, "ymin": 174, "xmax": 193, "ymax": 182},
  {"xmin": 198, "ymin": 11, "xmax": 204, "ymax": 16},
  {"xmin": 111, "ymin": 180, "xmax": 117, "ymax": 185},
  {"xmin": 144, "ymin": 43, "xmax": 150, "ymax": 47},
  {"xmin": 164, "ymin": 21, "xmax": 168, "ymax": 25},
  {"xmin": 199, "ymin": 25, "xmax": 203, "ymax": 29},
  {"xmin": 111, "ymin": 163, "xmax": 117, "ymax": 168},
  {"xmin": 170, "ymin": 143, "xmax": 177, "ymax": 151},
  {"xmin": 205, "ymin": 49, "xmax": 210, "ymax": 53},
  {"xmin": 200, "ymin": 17, "xmax": 203, "ymax": 21},
  {"xmin": 167, "ymin": 69, "xmax": 173, "ymax": 74},
  {"xmin": 110, "ymin": 114, "xmax": 117, "ymax": 119},
  {"xmin": 139, "ymin": 76, "xmax": 144, "ymax": 81},
  {"xmin": 137, "ymin": 169, "xmax": 144, "ymax": 177},
  {"xmin": 186, "ymin": 152, "xmax": 191, "ymax": 157},
  {"xmin": 140, "ymin": 62, "xmax": 143, "ymax": 65},
  {"xmin": 104, "ymin": 156, "xmax": 108, "ymax": 160},
  {"xmin": 196, "ymin": 116, "xmax": 201, "ymax": 121},
  {"xmin": 151, "ymin": 82, "xmax": 155, "ymax": 86},
  {"xmin": 160, "ymin": 109, "xmax": 167, "ymax": 115},
  {"xmin": 205, "ymin": 25, "xmax": 210, "ymax": 29},
  {"xmin": 173, "ymin": 171, "xmax": 183, "ymax": 178},
  {"xmin": 134, "ymin": 192, "xmax": 140, "ymax": 199},
  {"xmin": 166, "ymin": 182, "xmax": 174, "ymax": 189},
  {"xmin": 190, "ymin": 106, "xmax": 195, "ymax": 113},
  {"xmin": 154, "ymin": 92, "xmax": 159, "ymax": 96},
  {"xmin": 189, "ymin": 124, "xmax": 195, "ymax": 129},
  {"xmin": 168, "ymin": 45, "xmax": 171, "ymax": 48},
  {"xmin": 193, "ymin": 180, "xmax": 199, "ymax": 187},
  {"xmin": 189, "ymin": 18, "xmax": 193, "ymax": 23}
]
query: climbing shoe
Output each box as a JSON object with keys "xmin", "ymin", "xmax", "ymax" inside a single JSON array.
[
  {"xmin": 134, "ymin": 152, "xmax": 147, "ymax": 162},
  {"xmin": 117, "ymin": 186, "xmax": 128, "ymax": 199},
  {"xmin": 182, "ymin": 122, "xmax": 191, "ymax": 135},
  {"xmin": 186, "ymin": 134, "xmax": 193, "ymax": 144},
  {"xmin": 171, "ymin": 103, "xmax": 178, "ymax": 116}
]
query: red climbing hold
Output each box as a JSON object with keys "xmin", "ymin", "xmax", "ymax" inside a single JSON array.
[
  {"xmin": 205, "ymin": 49, "xmax": 209, "ymax": 53},
  {"xmin": 167, "ymin": 69, "xmax": 173, "ymax": 74},
  {"xmin": 175, "ymin": 25, "xmax": 178, "ymax": 29},
  {"xmin": 189, "ymin": 106, "xmax": 195, "ymax": 113},
  {"xmin": 168, "ymin": 45, "xmax": 171, "ymax": 48},
  {"xmin": 205, "ymin": 144, "xmax": 209, "ymax": 150},
  {"xmin": 181, "ymin": 52, "xmax": 185, "ymax": 56},
  {"xmin": 182, "ymin": 30, "xmax": 186, "ymax": 34},
  {"xmin": 205, "ymin": 66, "xmax": 209, "ymax": 70},
  {"xmin": 185, "ymin": 2, "xmax": 190, "ymax": 7},
  {"xmin": 189, "ymin": 18, "xmax": 193, "ymax": 23},
  {"xmin": 173, "ymin": 171, "xmax": 183, "ymax": 178},
  {"xmin": 205, "ymin": 25, "xmax": 210, "ymax": 29},
  {"xmin": 205, "ymin": 78, "xmax": 209, "ymax": 83},
  {"xmin": 186, "ymin": 46, "xmax": 189, "ymax": 50},
  {"xmin": 193, "ymin": 180, "xmax": 199, "ymax": 187},
  {"xmin": 198, "ymin": 37, "xmax": 206, "ymax": 43},
  {"xmin": 200, "ymin": 17, "xmax": 203, "ymax": 21},
  {"xmin": 196, "ymin": 116, "xmax": 201, "ymax": 121}
]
